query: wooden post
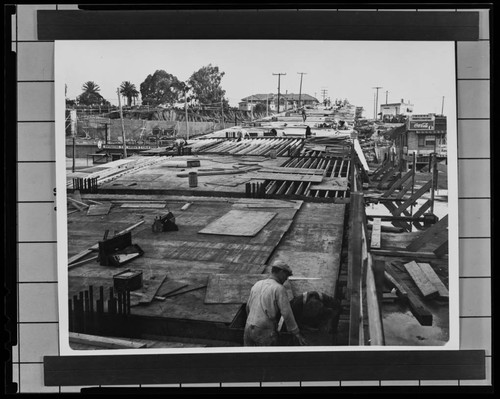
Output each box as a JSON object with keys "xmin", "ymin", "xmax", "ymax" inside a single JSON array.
[
  {"xmin": 409, "ymin": 154, "xmax": 416, "ymax": 232},
  {"xmin": 72, "ymin": 135, "xmax": 76, "ymax": 173},
  {"xmin": 117, "ymin": 88, "xmax": 127, "ymax": 158},
  {"xmin": 68, "ymin": 299, "xmax": 73, "ymax": 332},
  {"xmin": 430, "ymin": 153, "xmax": 436, "ymax": 215},
  {"xmin": 348, "ymin": 192, "xmax": 364, "ymax": 345}
]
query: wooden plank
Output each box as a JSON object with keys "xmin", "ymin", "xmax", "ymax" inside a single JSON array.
[
  {"xmin": 382, "ymin": 169, "xmax": 413, "ymax": 198},
  {"xmin": 176, "ymin": 169, "xmax": 242, "ymax": 177},
  {"xmin": 406, "ymin": 215, "xmax": 448, "ymax": 252},
  {"xmin": 384, "ymin": 271, "xmax": 408, "ymax": 298},
  {"xmin": 87, "ymin": 202, "xmax": 112, "ymax": 216},
  {"xmin": 234, "ymin": 198, "xmax": 303, "ymax": 209},
  {"xmin": 353, "ymin": 138, "xmax": 369, "ymax": 171},
  {"xmin": 247, "ymin": 172, "xmax": 323, "ymax": 183},
  {"xmin": 394, "ymin": 180, "xmax": 433, "ymax": 215},
  {"xmin": 129, "ymin": 274, "xmax": 168, "ymax": 306},
  {"xmin": 198, "ymin": 210, "xmax": 277, "ymax": 237},
  {"xmin": 163, "ymin": 282, "xmax": 207, "ymax": 298},
  {"xmin": 433, "ymin": 239, "xmax": 449, "ymax": 258},
  {"xmin": 69, "ymin": 332, "xmax": 147, "ymax": 349},
  {"xmin": 67, "ymin": 255, "xmax": 98, "ymax": 270},
  {"xmin": 370, "ymin": 218, "xmax": 382, "ymax": 249},
  {"xmin": 404, "ymin": 261, "xmax": 439, "ymax": 298},
  {"xmin": 418, "ymin": 263, "xmax": 449, "ymax": 299},
  {"xmin": 258, "ymin": 166, "xmax": 325, "ymax": 175},
  {"xmin": 121, "ymin": 203, "xmax": 166, "ymax": 209},
  {"xmin": 348, "ymin": 192, "xmax": 364, "ymax": 345},
  {"xmin": 371, "ymin": 249, "xmax": 442, "ymax": 259},
  {"xmin": 310, "ymin": 177, "xmax": 349, "ymax": 191},
  {"xmin": 385, "ymin": 263, "xmax": 433, "ymax": 326},
  {"xmin": 156, "ymin": 280, "xmax": 189, "ymax": 297},
  {"xmin": 366, "ymin": 255, "xmax": 384, "ymax": 345}
]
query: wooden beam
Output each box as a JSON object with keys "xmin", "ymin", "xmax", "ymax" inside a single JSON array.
[
  {"xmin": 418, "ymin": 262, "xmax": 449, "ymax": 299},
  {"xmin": 366, "ymin": 255, "xmax": 385, "ymax": 345},
  {"xmin": 385, "ymin": 264, "xmax": 433, "ymax": 326},
  {"xmin": 394, "ymin": 180, "xmax": 433, "ymax": 215},
  {"xmin": 371, "ymin": 249, "xmax": 443, "ymax": 259},
  {"xmin": 69, "ymin": 332, "xmax": 147, "ymax": 349},
  {"xmin": 404, "ymin": 261, "xmax": 439, "ymax": 299},
  {"xmin": 370, "ymin": 218, "xmax": 382, "ymax": 249},
  {"xmin": 406, "ymin": 215, "xmax": 448, "ymax": 252},
  {"xmin": 433, "ymin": 239, "xmax": 449, "ymax": 258},
  {"xmin": 382, "ymin": 169, "xmax": 413, "ymax": 198},
  {"xmin": 67, "ymin": 255, "xmax": 98, "ymax": 270},
  {"xmin": 384, "ymin": 271, "xmax": 408, "ymax": 298},
  {"xmin": 348, "ymin": 192, "xmax": 364, "ymax": 346}
]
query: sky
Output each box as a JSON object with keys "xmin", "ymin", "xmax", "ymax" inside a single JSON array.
[{"xmin": 56, "ymin": 40, "xmax": 456, "ymax": 118}]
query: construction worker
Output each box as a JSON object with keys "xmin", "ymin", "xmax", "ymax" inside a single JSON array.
[
  {"xmin": 301, "ymin": 108, "xmax": 307, "ymax": 122},
  {"xmin": 244, "ymin": 262, "xmax": 307, "ymax": 346},
  {"xmin": 289, "ymin": 291, "xmax": 342, "ymax": 335}
]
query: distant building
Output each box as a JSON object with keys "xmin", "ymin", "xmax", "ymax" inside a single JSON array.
[
  {"xmin": 395, "ymin": 114, "xmax": 447, "ymax": 164},
  {"xmin": 380, "ymin": 99, "xmax": 414, "ymax": 120},
  {"xmin": 238, "ymin": 94, "xmax": 274, "ymax": 111},
  {"xmin": 238, "ymin": 93, "xmax": 319, "ymax": 112}
]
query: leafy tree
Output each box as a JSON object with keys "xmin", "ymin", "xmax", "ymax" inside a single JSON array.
[
  {"xmin": 187, "ymin": 64, "xmax": 226, "ymax": 106},
  {"xmin": 253, "ymin": 103, "xmax": 267, "ymax": 114},
  {"xmin": 140, "ymin": 70, "xmax": 183, "ymax": 106},
  {"xmin": 77, "ymin": 81, "xmax": 106, "ymax": 106},
  {"xmin": 119, "ymin": 81, "xmax": 140, "ymax": 107}
]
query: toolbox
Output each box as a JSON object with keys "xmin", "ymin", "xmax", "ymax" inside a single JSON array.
[
  {"xmin": 113, "ymin": 269, "xmax": 143, "ymax": 292},
  {"xmin": 98, "ymin": 231, "xmax": 144, "ymax": 267}
]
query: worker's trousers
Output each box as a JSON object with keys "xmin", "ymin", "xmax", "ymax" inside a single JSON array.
[{"xmin": 243, "ymin": 324, "xmax": 278, "ymax": 346}]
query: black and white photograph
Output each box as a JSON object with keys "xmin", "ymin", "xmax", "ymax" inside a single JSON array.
[{"xmin": 55, "ymin": 39, "xmax": 459, "ymax": 354}]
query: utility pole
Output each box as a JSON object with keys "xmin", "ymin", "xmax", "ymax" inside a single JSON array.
[
  {"xmin": 185, "ymin": 94, "xmax": 189, "ymax": 140},
  {"xmin": 441, "ymin": 96, "xmax": 445, "ymax": 115},
  {"xmin": 320, "ymin": 88, "xmax": 328, "ymax": 102},
  {"xmin": 117, "ymin": 88, "xmax": 127, "ymax": 158},
  {"xmin": 272, "ymin": 73, "xmax": 286, "ymax": 113},
  {"xmin": 297, "ymin": 72, "xmax": 307, "ymax": 108},
  {"xmin": 372, "ymin": 86, "xmax": 382, "ymax": 120},
  {"xmin": 221, "ymin": 97, "xmax": 225, "ymax": 128}
]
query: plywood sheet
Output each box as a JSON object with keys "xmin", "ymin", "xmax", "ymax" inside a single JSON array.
[
  {"xmin": 86, "ymin": 202, "xmax": 111, "ymax": 216},
  {"xmin": 198, "ymin": 210, "xmax": 277, "ymax": 237},
  {"xmin": 130, "ymin": 274, "xmax": 168, "ymax": 306},
  {"xmin": 204, "ymin": 273, "xmax": 293, "ymax": 304},
  {"xmin": 119, "ymin": 174, "xmax": 162, "ymax": 182}
]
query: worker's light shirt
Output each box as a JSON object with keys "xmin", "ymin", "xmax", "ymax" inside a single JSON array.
[{"xmin": 246, "ymin": 276, "xmax": 299, "ymax": 335}]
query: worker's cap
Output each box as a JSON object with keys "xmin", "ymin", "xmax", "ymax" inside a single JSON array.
[{"xmin": 273, "ymin": 261, "xmax": 293, "ymax": 276}]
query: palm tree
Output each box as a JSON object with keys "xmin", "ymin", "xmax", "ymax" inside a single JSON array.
[
  {"xmin": 119, "ymin": 81, "xmax": 139, "ymax": 107},
  {"xmin": 82, "ymin": 81, "xmax": 101, "ymax": 96},
  {"xmin": 78, "ymin": 81, "xmax": 105, "ymax": 106}
]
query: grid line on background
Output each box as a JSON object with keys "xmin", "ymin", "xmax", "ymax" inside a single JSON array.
[{"xmin": 9, "ymin": 4, "xmax": 491, "ymax": 391}]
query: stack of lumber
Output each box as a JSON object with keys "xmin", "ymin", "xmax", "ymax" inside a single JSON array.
[{"xmin": 197, "ymin": 138, "xmax": 302, "ymax": 157}]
